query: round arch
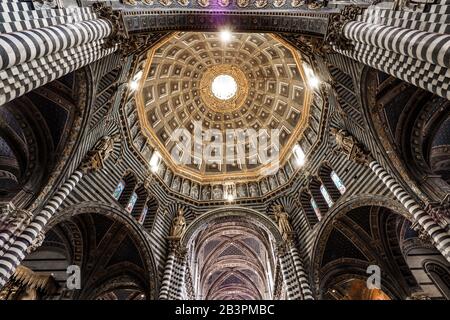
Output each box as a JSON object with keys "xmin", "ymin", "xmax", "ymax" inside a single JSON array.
[
  {"xmin": 46, "ymin": 201, "xmax": 159, "ymax": 299},
  {"xmin": 26, "ymin": 66, "xmax": 96, "ymax": 211},
  {"xmin": 310, "ymin": 194, "xmax": 413, "ymax": 299},
  {"xmin": 181, "ymin": 206, "xmax": 283, "ymax": 246},
  {"xmin": 181, "ymin": 206, "xmax": 284, "ymax": 300},
  {"xmin": 359, "ymin": 66, "xmax": 450, "ymax": 202}
]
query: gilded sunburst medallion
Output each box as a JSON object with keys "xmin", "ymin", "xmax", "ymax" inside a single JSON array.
[{"xmin": 199, "ymin": 64, "xmax": 249, "ymax": 113}]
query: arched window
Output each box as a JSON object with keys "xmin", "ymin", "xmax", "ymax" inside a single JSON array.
[
  {"xmin": 141, "ymin": 197, "xmax": 158, "ymax": 231},
  {"xmin": 300, "ymin": 189, "xmax": 320, "ymax": 227},
  {"xmin": 292, "ymin": 144, "xmax": 306, "ymax": 167},
  {"xmin": 318, "ymin": 163, "xmax": 341, "ymax": 202},
  {"xmin": 131, "ymin": 184, "xmax": 148, "ymax": 220},
  {"xmin": 331, "ymin": 171, "xmax": 346, "ymax": 194},
  {"xmin": 310, "ymin": 197, "xmax": 322, "ymax": 221},
  {"xmin": 138, "ymin": 205, "xmax": 148, "ymax": 225},
  {"xmin": 320, "ymin": 185, "xmax": 334, "ymax": 208},
  {"xmin": 113, "ymin": 180, "xmax": 125, "ymax": 200},
  {"xmin": 126, "ymin": 192, "xmax": 138, "ymax": 213},
  {"xmin": 118, "ymin": 173, "xmax": 137, "ymax": 206},
  {"xmin": 308, "ymin": 177, "xmax": 329, "ymax": 214}
]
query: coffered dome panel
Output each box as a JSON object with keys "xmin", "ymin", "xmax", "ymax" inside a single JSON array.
[{"xmin": 137, "ymin": 32, "xmax": 311, "ymax": 183}]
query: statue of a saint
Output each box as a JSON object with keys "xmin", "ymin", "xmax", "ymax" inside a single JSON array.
[
  {"xmin": 273, "ymin": 205, "xmax": 293, "ymax": 242},
  {"xmin": 80, "ymin": 134, "xmax": 118, "ymax": 173},
  {"xmin": 330, "ymin": 128, "xmax": 371, "ymax": 165},
  {"xmin": 331, "ymin": 127, "xmax": 355, "ymax": 155},
  {"xmin": 170, "ymin": 208, "xmax": 186, "ymax": 239}
]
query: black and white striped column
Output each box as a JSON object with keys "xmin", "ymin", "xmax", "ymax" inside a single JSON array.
[
  {"xmin": 369, "ymin": 161, "xmax": 450, "ymax": 261},
  {"xmin": 0, "ymin": 19, "xmax": 112, "ymax": 71},
  {"xmin": 0, "ymin": 170, "xmax": 84, "ymax": 287},
  {"xmin": 278, "ymin": 250, "xmax": 302, "ymax": 300},
  {"xmin": 334, "ymin": 5, "xmax": 450, "ymax": 100},
  {"xmin": 159, "ymin": 251, "xmax": 176, "ymax": 300},
  {"xmin": 343, "ymin": 21, "xmax": 450, "ymax": 70},
  {"xmin": 0, "ymin": 42, "xmax": 116, "ymax": 106},
  {"xmin": 0, "ymin": 4, "xmax": 116, "ymax": 106},
  {"xmin": 289, "ymin": 246, "xmax": 314, "ymax": 300},
  {"xmin": 170, "ymin": 255, "xmax": 186, "ymax": 300},
  {"xmin": 0, "ymin": 212, "xmax": 31, "ymax": 257}
]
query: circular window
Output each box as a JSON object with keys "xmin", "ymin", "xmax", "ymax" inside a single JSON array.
[{"xmin": 211, "ymin": 75, "xmax": 237, "ymax": 100}]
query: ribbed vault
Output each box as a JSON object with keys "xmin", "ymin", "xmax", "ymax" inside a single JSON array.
[{"xmin": 186, "ymin": 215, "xmax": 279, "ymax": 300}]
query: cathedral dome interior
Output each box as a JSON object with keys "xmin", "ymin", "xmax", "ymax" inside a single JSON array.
[
  {"xmin": 137, "ymin": 32, "xmax": 311, "ymax": 182},
  {"xmin": 0, "ymin": 0, "xmax": 449, "ymax": 303}
]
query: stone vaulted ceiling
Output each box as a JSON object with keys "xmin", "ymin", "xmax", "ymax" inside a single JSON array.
[
  {"xmin": 189, "ymin": 218, "xmax": 278, "ymax": 300},
  {"xmin": 137, "ymin": 32, "xmax": 311, "ymax": 183}
]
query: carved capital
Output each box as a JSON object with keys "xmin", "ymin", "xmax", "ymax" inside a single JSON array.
[
  {"xmin": 325, "ymin": 5, "xmax": 364, "ymax": 51},
  {"xmin": 93, "ymin": 4, "xmax": 169, "ymax": 58},
  {"xmin": 168, "ymin": 238, "xmax": 187, "ymax": 260},
  {"xmin": 175, "ymin": 246, "xmax": 188, "ymax": 261},
  {"xmin": 425, "ymin": 195, "xmax": 450, "ymax": 231},
  {"xmin": 408, "ymin": 291, "xmax": 432, "ymax": 300},
  {"xmin": 275, "ymin": 242, "xmax": 289, "ymax": 257},
  {"xmin": 411, "ymin": 221, "xmax": 434, "ymax": 247},
  {"xmin": 279, "ymin": 34, "xmax": 333, "ymax": 58},
  {"xmin": 93, "ymin": 3, "xmax": 128, "ymax": 42},
  {"xmin": 26, "ymin": 232, "xmax": 45, "ymax": 254},
  {"xmin": 0, "ymin": 203, "xmax": 32, "ymax": 232}
]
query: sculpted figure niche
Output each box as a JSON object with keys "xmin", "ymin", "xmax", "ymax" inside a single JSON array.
[
  {"xmin": 273, "ymin": 205, "xmax": 294, "ymax": 243},
  {"xmin": 191, "ymin": 184, "xmax": 199, "ymax": 200},
  {"xmin": 255, "ymin": 0, "xmax": 268, "ymax": 7},
  {"xmin": 182, "ymin": 180, "xmax": 190, "ymax": 195},
  {"xmin": 198, "ymin": 0, "xmax": 210, "ymax": 7},
  {"xmin": 202, "ymin": 186, "xmax": 211, "ymax": 200},
  {"xmin": 237, "ymin": 0, "xmax": 250, "ymax": 7},
  {"xmin": 169, "ymin": 208, "xmax": 186, "ymax": 240},
  {"xmin": 249, "ymin": 183, "xmax": 259, "ymax": 197},
  {"xmin": 273, "ymin": 0, "xmax": 286, "ymax": 7}
]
